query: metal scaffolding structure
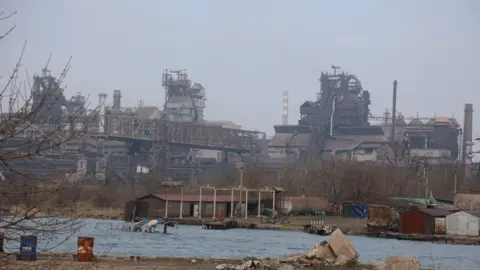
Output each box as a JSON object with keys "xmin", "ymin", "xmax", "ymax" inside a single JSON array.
[
  {"xmin": 94, "ymin": 111, "xmax": 266, "ymax": 182},
  {"xmin": 103, "ymin": 114, "xmax": 265, "ymax": 152}
]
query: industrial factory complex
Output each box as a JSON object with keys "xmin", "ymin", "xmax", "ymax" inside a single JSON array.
[{"xmin": 1, "ymin": 66, "xmax": 476, "ymax": 184}]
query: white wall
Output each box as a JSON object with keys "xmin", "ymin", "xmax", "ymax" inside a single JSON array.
[
  {"xmin": 446, "ymin": 211, "xmax": 480, "ymax": 236},
  {"xmin": 352, "ymin": 149, "xmax": 378, "ymax": 162},
  {"xmin": 196, "ymin": 149, "xmax": 220, "ymax": 161},
  {"xmin": 454, "ymin": 193, "xmax": 480, "ymax": 210}
]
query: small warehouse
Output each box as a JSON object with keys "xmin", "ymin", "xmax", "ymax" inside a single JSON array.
[
  {"xmin": 136, "ymin": 193, "xmax": 265, "ymax": 218},
  {"xmin": 400, "ymin": 208, "xmax": 451, "ymax": 235},
  {"xmin": 136, "ymin": 193, "xmax": 235, "ymax": 218},
  {"xmin": 446, "ymin": 211, "xmax": 480, "ymax": 236}
]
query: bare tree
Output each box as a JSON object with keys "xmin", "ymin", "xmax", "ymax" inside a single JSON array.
[{"xmin": 0, "ymin": 10, "xmax": 95, "ymax": 268}]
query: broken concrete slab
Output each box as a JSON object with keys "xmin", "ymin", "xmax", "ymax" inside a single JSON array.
[
  {"xmin": 381, "ymin": 256, "xmax": 421, "ymax": 270},
  {"xmin": 329, "ymin": 228, "xmax": 359, "ymax": 262},
  {"xmin": 216, "ymin": 259, "xmax": 261, "ymax": 270},
  {"xmin": 305, "ymin": 241, "xmax": 336, "ymax": 261}
]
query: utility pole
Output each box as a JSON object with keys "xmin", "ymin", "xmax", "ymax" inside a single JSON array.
[{"xmin": 424, "ymin": 165, "xmax": 429, "ymax": 205}]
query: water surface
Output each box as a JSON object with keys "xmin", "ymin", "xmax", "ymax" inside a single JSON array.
[{"xmin": 5, "ymin": 219, "xmax": 480, "ymax": 269}]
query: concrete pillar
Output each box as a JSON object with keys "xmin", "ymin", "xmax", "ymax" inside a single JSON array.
[
  {"xmin": 199, "ymin": 188, "xmax": 202, "ymax": 218},
  {"xmin": 257, "ymin": 190, "xmax": 261, "ymax": 217},
  {"xmin": 245, "ymin": 189, "xmax": 248, "ymax": 219},
  {"xmin": 272, "ymin": 191, "xmax": 276, "ymax": 217},
  {"xmin": 213, "ymin": 188, "xmax": 217, "ymax": 219},
  {"xmin": 179, "ymin": 187, "xmax": 184, "ymax": 219},
  {"xmin": 165, "ymin": 190, "xmax": 169, "ymax": 219},
  {"xmin": 230, "ymin": 189, "xmax": 234, "ymax": 218}
]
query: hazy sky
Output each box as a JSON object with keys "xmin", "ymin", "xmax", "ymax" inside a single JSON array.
[{"xmin": 1, "ymin": 0, "xmax": 479, "ymax": 137}]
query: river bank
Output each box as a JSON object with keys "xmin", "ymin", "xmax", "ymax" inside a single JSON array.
[
  {"xmin": 6, "ymin": 229, "xmax": 432, "ymax": 270},
  {"xmin": 17, "ymin": 204, "xmax": 480, "ymax": 247},
  {"xmin": 3, "ymin": 219, "xmax": 477, "ymax": 269},
  {"xmin": 5, "ymin": 253, "xmax": 380, "ymax": 270},
  {"xmin": 30, "ymin": 204, "xmax": 370, "ymax": 234}
]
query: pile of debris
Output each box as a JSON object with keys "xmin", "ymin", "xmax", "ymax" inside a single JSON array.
[
  {"xmin": 216, "ymin": 228, "xmax": 421, "ymax": 270},
  {"xmin": 278, "ymin": 228, "xmax": 359, "ymax": 268}
]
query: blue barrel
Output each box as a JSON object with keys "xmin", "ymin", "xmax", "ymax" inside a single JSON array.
[{"xmin": 19, "ymin": 235, "xmax": 37, "ymax": 261}]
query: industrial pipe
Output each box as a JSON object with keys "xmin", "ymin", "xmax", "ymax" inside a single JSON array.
[{"xmin": 330, "ymin": 97, "xmax": 336, "ymax": 137}]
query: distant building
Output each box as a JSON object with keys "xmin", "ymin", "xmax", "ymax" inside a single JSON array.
[
  {"xmin": 164, "ymin": 96, "xmax": 195, "ymax": 122},
  {"xmin": 454, "ymin": 188, "xmax": 480, "ymax": 210},
  {"xmin": 278, "ymin": 196, "xmax": 329, "ymax": 215},
  {"xmin": 196, "ymin": 120, "xmax": 242, "ymax": 162}
]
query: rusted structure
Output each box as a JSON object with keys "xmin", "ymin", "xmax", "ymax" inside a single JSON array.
[
  {"xmin": 77, "ymin": 237, "xmax": 94, "ymax": 262},
  {"xmin": 400, "ymin": 208, "xmax": 451, "ymax": 235},
  {"xmin": 367, "ymin": 205, "xmax": 401, "ymax": 229}
]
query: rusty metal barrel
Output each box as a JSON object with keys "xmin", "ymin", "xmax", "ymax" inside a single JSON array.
[
  {"xmin": 19, "ymin": 235, "xmax": 37, "ymax": 261},
  {"xmin": 77, "ymin": 237, "xmax": 94, "ymax": 262}
]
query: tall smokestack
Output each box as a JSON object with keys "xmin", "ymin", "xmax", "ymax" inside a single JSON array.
[
  {"xmin": 113, "ymin": 90, "xmax": 121, "ymax": 110},
  {"xmin": 282, "ymin": 91, "xmax": 289, "ymax": 125},
  {"xmin": 391, "ymin": 80, "xmax": 398, "ymax": 142},
  {"xmin": 463, "ymin": 103, "xmax": 474, "ymax": 182}
]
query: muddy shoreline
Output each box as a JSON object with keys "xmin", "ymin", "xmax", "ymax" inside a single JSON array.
[{"xmin": 5, "ymin": 253, "xmax": 384, "ymax": 270}]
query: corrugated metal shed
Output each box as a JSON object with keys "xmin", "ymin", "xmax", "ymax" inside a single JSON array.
[
  {"xmin": 400, "ymin": 208, "xmax": 451, "ymax": 234},
  {"xmin": 417, "ymin": 208, "xmax": 452, "ymax": 217},
  {"xmin": 446, "ymin": 211, "xmax": 480, "ymax": 236},
  {"xmin": 137, "ymin": 193, "xmax": 242, "ymax": 203}
]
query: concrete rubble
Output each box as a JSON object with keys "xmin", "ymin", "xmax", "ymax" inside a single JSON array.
[
  {"xmin": 216, "ymin": 229, "xmax": 423, "ymax": 270},
  {"xmin": 378, "ymin": 256, "xmax": 421, "ymax": 270}
]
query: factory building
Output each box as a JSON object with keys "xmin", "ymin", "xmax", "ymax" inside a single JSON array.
[
  {"xmin": 264, "ymin": 66, "xmax": 466, "ymax": 166},
  {"xmin": 1, "ymin": 68, "xmax": 259, "ymax": 184}
]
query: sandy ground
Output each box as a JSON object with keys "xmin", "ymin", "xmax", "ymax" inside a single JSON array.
[
  {"xmin": 5, "ymin": 255, "xmax": 383, "ymax": 270},
  {"xmin": 3, "ymin": 254, "xmax": 243, "ymax": 270}
]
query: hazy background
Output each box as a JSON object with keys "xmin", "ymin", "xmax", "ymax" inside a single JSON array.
[{"xmin": 1, "ymin": 0, "xmax": 479, "ymax": 137}]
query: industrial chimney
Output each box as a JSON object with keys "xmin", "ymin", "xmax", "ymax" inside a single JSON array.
[
  {"xmin": 391, "ymin": 80, "xmax": 398, "ymax": 142},
  {"xmin": 282, "ymin": 91, "xmax": 289, "ymax": 125},
  {"xmin": 463, "ymin": 103, "xmax": 474, "ymax": 182},
  {"xmin": 113, "ymin": 90, "xmax": 122, "ymax": 110}
]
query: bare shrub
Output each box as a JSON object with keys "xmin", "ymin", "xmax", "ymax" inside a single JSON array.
[{"xmin": 0, "ymin": 9, "xmax": 95, "ymax": 268}]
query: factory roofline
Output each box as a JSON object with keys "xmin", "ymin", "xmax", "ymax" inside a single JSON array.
[{"xmin": 273, "ymin": 125, "xmax": 312, "ymax": 134}]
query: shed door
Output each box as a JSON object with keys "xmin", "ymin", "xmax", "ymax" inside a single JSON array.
[
  {"xmin": 457, "ymin": 215, "xmax": 468, "ymax": 235},
  {"xmin": 193, "ymin": 204, "xmax": 199, "ymax": 218},
  {"xmin": 435, "ymin": 217, "xmax": 446, "ymax": 234},
  {"xmin": 467, "ymin": 218, "xmax": 479, "ymax": 236}
]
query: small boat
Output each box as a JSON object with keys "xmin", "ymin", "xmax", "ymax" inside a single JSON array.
[
  {"xmin": 122, "ymin": 218, "xmax": 177, "ymax": 234},
  {"xmin": 304, "ymin": 220, "xmax": 335, "ymax": 236}
]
